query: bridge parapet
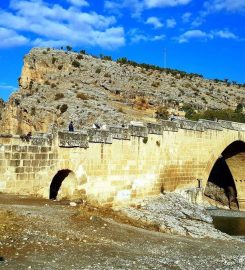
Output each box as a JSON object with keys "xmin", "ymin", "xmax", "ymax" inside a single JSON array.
[
  {"xmin": 56, "ymin": 119, "xmax": 245, "ymax": 148},
  {"xmin": 109, "ymin": 126, "xmax": 131, "ymax": 140},
  {"xmin": 58, "ymin": 131, "xmax": 88, "ymax": 148},
  {"xmin": 160, "ymin": 120, "xmax": 178, "ymax": 132},
  {"xmin": 0, "ymin": 133, "xmax": 52, "ymax": 146},
  {"xmin": 218, "ymin": 120, "xmax": 245, "ymax": 131},
  {"xmin": 175, "ymin": 119, "xmax": 204, "ymax": 132},
  {"xmin": 198, "ymin": 119, "xmax": 223, "ymax": 131},
  {"xmin": 88, "ymin": 129, "xmax": 112, "ymax": 144}
]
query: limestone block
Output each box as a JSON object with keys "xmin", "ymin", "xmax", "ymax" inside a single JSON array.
[
  {"xmin": 109, "ymin": 126, "xmax": 131, "ymax": 140},
  {"xmin": 88, "ymin": 129, "xmax": 112, "ymax": 144},
  {"xmin": 58, "ymin": 131, "xmax": 89, "ymax": 148}
]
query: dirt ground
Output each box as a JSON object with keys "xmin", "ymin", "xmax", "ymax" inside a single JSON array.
[{"xmin": 0, "ymin": 194, "xmax": 245, "ymax": 270}]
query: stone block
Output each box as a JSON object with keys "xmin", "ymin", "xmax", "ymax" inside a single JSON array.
[
  {"xmin": 147, "ymin": 123, "xmax": 163, "ymax": 135},
  {"xmin": 12, "ymin": 153, "xmax": 20, "ymax": 159},
  {"xmin": 109, "ymin": 126, "xmax": 131, "ymax": 140},
  {"xmin": 21, "ymin": 153, "xmax": 30, "ymax": 159},
  {"xmin": 198, "ymin": 119, "xmax": 222, "ymax": 131},
  {"xmin": 28, "ymin": 146, "xmax": 40, "ymax": 153},
  {"xmin": 4, "ymin": 152, "xmax": 11, "ymax": 159},
  {"xmin": 88, "ymin": 129, "xmax": 112, "ymax": 144},
  {"xmin": 15, "ymin": 167, "xmax": 24, "ymax": 174},
  {"xmin": 9, "ymin": 160, "xmax": 21, "ymax": 167},
  {"xmin": 161, "ymin": 120, "xmax": 179, "ymax": 132},
  {"xmin": 177, "ymin": 119, "xmax": 204, "ymax": 132},
  {"xmin": 23, "ymin": 160, "xmax": 31, "ymax": 167},
  {"xmin": 129, "ymin": 125, "xmax": 148, "ymax": 137},
  {"xmin": 4, "ymin": 145, "xmax": 12, "ymax": 152},
  {"xmin": 41, "ymin": 147, "xmax": 49, "ymax": 152},
  {"xmin": 58, "ymin": 131, "xmax": 89, "ymax": 148},
  {"xmin": 31, "ymin": 137, "xmax": 47, "ymax": 146}
]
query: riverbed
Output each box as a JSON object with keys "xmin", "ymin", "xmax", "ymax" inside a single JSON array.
[{"xmin": 1, "ymin": 194, "xmax": 245, "ymax": 270}]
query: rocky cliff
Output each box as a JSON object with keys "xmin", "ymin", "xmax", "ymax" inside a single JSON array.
[{"xmin": 0, "ymin": 48, "xmax": 244, "ymax": 134}]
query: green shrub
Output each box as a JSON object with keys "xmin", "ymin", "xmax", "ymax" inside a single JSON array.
[
  {"xmin": 76, "ymin": 93, "xmax": 89, "ymax": 100},
  {"xmin": 66, "ymin": 45, "xmax": 72, "ymax": 51},
  {"xmin": 54, "ymin": 93, "xmax": 64, "ymax": 100},
  {"xmin": 155, "ymin": 106, "xmax": 169, "ymax": 119},
  {"xmin": 31, "ymin": 107, "xmax": 36, "ymax": 116},
  {"xmin": 52, "ymin": 57, "xmax": 57, "ymax": 64},
  {"xmin": 60, "ymin": 104, "xmax": 68, "ymax": 113},
  {"xmin": 151, "ymin": 81, "xmax": 160, "ymax": 87},
  {"xmin": 72, "ymin": 60, "xmax": 80, "ymax": 68},
  {"xmin": 76, "ymin": 54, "xmax": 83, "ymax": 60},
  {"xmin": 95, "ymin": 68, "xmax": 101, "ymax": 73}
]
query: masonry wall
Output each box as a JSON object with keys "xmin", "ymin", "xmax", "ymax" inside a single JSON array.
[{"xmin": 0, "ymin": 119, "xmax": 244, "ymax": 209}]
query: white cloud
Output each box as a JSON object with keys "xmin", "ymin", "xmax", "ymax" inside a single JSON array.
[
  {"xmin": 0, "ymin": 27, "xmax": 29, "ymax": 48},
  {"xmin": 104, "ymin": 0, "xmax": 192, "ymax": 16},
  {"xmin": 0, "ymin": 0, "xmax": 125, "ymax": 49},
  {"xmin": 204, "ymin": 0, "xmax": 245, "ymax": 12},
  {"xmin": 177, "ymin": 29, "xmax": 239, "ymax": 43},
  {"xmin": 182, "ymin": 12, "xmax": 192, "ymax": 23},
  {"xmin": 145, "ymin": 0, "xmax": 192, "ymax": 8},
  {"xmin": 152, "ymin": 34, "xmax": 165, "ymax": 41},
  {"xmin": 128, "ymin": 28, "xmax": 165, "ymax": 43},
  {"xmin": 177, "ymin": 30, "xmax": 211, "ymax": 43},
  {"xmin": 66, "ymin": 0, "xmax": 89, "ymax": 7},
  {"xmin": 212, "ymin": 29, "xmax": 238, "ymax": 39},
  {"xmin": 145, "ymin": 17, "xmax": 163, "ymax": 28},
  {"xmin": 166, "ymin": 18, "xmax": 176, "ymax": 28},
  {"xmin": 0, "ymin": 83, "xmax": 17, "ymax": 90}
]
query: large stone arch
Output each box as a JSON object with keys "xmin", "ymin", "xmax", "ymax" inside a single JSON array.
[{"xmin": 202, "ymin": 139, "xmax": 245, "ymax": 209}]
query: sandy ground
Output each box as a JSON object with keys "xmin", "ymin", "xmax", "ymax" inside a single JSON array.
[{"xmin": 0, "ymin": 194, "xmax": 245, "ymax": 270}]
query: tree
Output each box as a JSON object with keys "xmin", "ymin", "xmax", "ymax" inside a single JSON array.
[
  {"xmin": 155, "ymin": 106, "xmax": 169, "ymax": 120},
  {"xmin": 66, "ymin": 45, "xmax": 72, "ymax": 51},
  {"xmin": 182, "ymin": 104, "xmax": 196, "ymax": 119},
  {"xmin": 235, "ymin": 103, "xmax": 243, "ymax": 113},
  {"xmin": 116, "ymin": 57, "xmax": 128, "ymax": 64}
]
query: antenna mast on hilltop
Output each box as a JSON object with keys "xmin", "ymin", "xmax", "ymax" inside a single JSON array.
[{"xmin": 164, "ymin": 48, "xmax": 167, "ymax": 69}]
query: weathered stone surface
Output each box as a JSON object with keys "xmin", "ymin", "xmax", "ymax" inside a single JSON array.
[
  {"xmin": 160, "ymin": 120, "xmax": 179, "ymax": 131},
  {"xmin": 219, "ymin": 120, "xmax": 245, "ymax": 131},
  {"xmin": 58, "ymin": 131, "xmax": 88, "ymax": 148},
  {"xmin": 120, "ymin": 193, "xmax": 231, "ymax": 239},
  {"xmin": 129, "ymin": 125, "xmax": 148, "ymax": 137},
  {"xmin": 177, "ymin": 119, "xmax": 204, "ymax": 131},
  {"xmin": 198, "ymin": 119, "xmax": 223, "ymax": 131},
  {"xmin": 88, "ymin": 129, "xmax": 112, "ymax": 144},
  {"xmin": 109, "ymin": 126, "xmax": 131, "ymax": 140},
  {"xmin": 147, "ymin": 123, "xmax": 163, "ymax": 135}
]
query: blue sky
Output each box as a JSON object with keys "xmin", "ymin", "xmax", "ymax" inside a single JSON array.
[{"xmin": 0, "ymin": 0, "xmax": 244, "ymax": 101}]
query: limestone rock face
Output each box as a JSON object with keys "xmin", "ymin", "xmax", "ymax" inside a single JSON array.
[
  {"xmin": 120, "ymin": 193, "xmax": 231, "ymax": 239},
  {"xmin": 0, "ymin": 47, "xmax": 244, "ymax": 134}
]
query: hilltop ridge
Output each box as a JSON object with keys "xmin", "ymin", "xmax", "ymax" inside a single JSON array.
[{"xmin": 0, "ymin": 47, "xmax": 244, "ymax": 134}]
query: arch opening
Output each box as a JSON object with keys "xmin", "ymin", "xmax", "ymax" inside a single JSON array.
[
  {"xmin": 204, "ymin": 141, "xmax": 245, "ymax": 209},
  {"xmin": 49, "ymin": 169, "xmax": 72, "ymax": 200}
]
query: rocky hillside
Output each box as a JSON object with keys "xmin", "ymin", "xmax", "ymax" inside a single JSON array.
[{"xmin": 0, "ymin": 48, "xmax": 244, "ymax": 134}]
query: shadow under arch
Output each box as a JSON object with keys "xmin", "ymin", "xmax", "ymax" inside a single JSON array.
[
  {"xmin": 49, "ymin": 169, "xmax": 72, "ymax": 200},
  {"xmin": 204, "ymin": 140, "xmax": 245, "ymax": 209}
]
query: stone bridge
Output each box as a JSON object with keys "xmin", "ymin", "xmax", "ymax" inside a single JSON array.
[{"xmin": 0, "ymin": 119, "xmax": 244, "ymax": 210}]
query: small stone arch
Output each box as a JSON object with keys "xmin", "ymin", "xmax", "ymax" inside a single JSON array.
[{"xmin": 49, "ymin": 169, "xmax": 80, "ymax": 200}]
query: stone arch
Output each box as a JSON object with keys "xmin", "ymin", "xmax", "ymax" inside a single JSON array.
[
  {"xmin": 203, "ymin": 140, "xmax": 245, "ymax": 209},
  {"xmin": 49, "ymin": 169, "xmax": 81, "ymax": 200}
]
